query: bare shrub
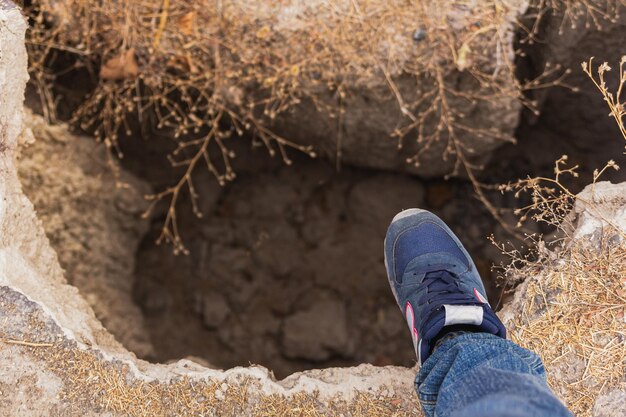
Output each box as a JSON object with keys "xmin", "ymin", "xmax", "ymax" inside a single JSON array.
[
  {"xmin": 501, "ymin": 55, "xmax": 625, "ymax": 232},
  {"xmin": 494, "ymin": 56, "xmax": 625, "ymax": 274},
  {"xmin": 25, "ymin": 1, "xmax": 621, "ymax": 252}
]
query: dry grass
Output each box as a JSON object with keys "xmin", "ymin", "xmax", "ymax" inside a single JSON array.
[
  {"xmin": 5, "ymin": 339, "xmax": 420, "ymax": 417},
  {"xmin": 26, "ymin": 0, "xmax": 615, "ymax": 253},
  {"xmin": 508, "ymin": 239, "xmax": 626, "ymax": 416},
  {"xmin": 495, "ymin": 161, "xmax": 625, "ymax": 416}
]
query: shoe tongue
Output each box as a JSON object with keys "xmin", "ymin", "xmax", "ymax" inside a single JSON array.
[{"xmin": 425, "ymin": 305, "xmax": 503, "ymax": 338}]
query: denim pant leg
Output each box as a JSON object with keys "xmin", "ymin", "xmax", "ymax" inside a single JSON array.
[{"xmin": 415, "ymin": 333, "xmax": 573, "ymax": 417}]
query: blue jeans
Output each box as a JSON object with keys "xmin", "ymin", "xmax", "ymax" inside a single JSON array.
[{"xmin": 416, "ymin": 333, "xmax": 573, "ymax": 417}]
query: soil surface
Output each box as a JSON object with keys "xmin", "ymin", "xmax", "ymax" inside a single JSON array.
[
  {"xmin": 17, "ymin": 111, "xmax": 155, "ymax": 359},
  {"xmin": 133, "ymin": 157, "xmax": 510, "ymax": 378}
]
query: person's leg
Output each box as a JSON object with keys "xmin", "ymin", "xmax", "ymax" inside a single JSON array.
[
  {"xmin": 384, "ymin": 209, "xmax": 572, "ymax": 417},
  {"xmin": 417, "ymin": 332, "xmax": 571, "ymax": 417}
]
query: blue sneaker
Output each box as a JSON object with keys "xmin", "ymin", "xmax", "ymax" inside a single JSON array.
[{"xmin": 384, "ymin": 209, "xmax": 506, "ymax": 365}]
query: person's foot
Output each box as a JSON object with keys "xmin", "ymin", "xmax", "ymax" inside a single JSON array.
[{"xmin": 384, "ymin": 209, "xmax": 506, "ymax": 365}]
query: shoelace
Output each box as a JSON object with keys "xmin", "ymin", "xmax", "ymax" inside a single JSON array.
[{"xmin": 416, "ymin": 269, "xmax": 478, "ymax": 325}]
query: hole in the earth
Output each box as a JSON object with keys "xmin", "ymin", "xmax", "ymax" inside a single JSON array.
[
  {"xmin": 20, "ymin": 78, "xmax": 624, "ymax": 381},
  {"xmin": 132, "ymin": 157, "xmax": 508, "ymax": 378},
  {"xmin": 21, "ymin": 6, "xmax": 626, "ymax": 380},
  {"xmin": 124, "ymin": 83, "xmax": 625, "ymax": 379}
]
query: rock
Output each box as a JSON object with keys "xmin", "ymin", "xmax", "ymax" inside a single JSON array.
[
  {"xmin": 165, "ymin": 355, "xmax": 219, "ymax": 370},
  {"xmin": 227, "ymin": 174, "xmax": 300, "ymax": 219},
  {"xmin": 565, "ymin": 181, "xmax": 626, "ymax": 248},
  {"xmin": 225, "ymin": 273, "xmax": 263, "ymax": 308},
  {"xmin": 425, "ymin": 181, "xmax": 455, "ymax": 209},
  {"xmin": 267, "ymin": 0, "xmax": 525, "ymax": 177},
  {"xmin": 134, "ymin": 281, "xmax": 170, "ymax": 315},
  {"xmin": 217, "ymin": 317, "xmax": 247, "ymax": 350},
  {"xmin": 209, "ymin": 244, "xmax": 252, "ymax": 274},
  {"xmin": 593, "ymin": 389, "xmax": 626, "ymax": 417},
  {"xmin": 250, "ymin": 220, "xmax": 303, "ymax": 277},
  {"xmin": 281, "ymin": 291, "xmax": 353, "ymax": 361},
  {"xmin": 199, "ymin": 292, "xmax": 231, "ymax": 329},
  {"xmin": 16, "ymin": 111, "xmax": 155, "ymax": 358},
  {"xmin": 247, "ymin": 308, "xmax": 280, "ymax": 337},
  {"xmin": 348, "ymin": 174, "xmax": 424, "ymax": 233},
  {"xmin": 299, "ymin": 179, "xmax": 350, "ymax": 246},
  {"xmin": 201, "ymin": 220, "xmax": 236, "ymax": 243}
]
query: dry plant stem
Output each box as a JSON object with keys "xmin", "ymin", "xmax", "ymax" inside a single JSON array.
[
  {"xmin": 582, "ymin": 56, "xmax": 626, "ymax": 146},
  {"xmin": 0, "ymin": 338, "xmax": 53, "ymax": 348},
  {"xmin": 500, "ymin": 156, "xmax": 622, "ymax": 242},
  {"xmin": 143, "ymin": 115, "xmax": 223, "ymax": 255},
  {"xmin": 153, "ymin": 0, "xmax": 171, "ymax": 49},
  {"xmin": 525, "ymin": 0, "xmax": 624, "ymax": 39},
  {"xmin": 500, "ymin": 53, "xmax": 626, "ymax": 237}
]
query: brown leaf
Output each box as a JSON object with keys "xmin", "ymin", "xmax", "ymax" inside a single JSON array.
[
  {"xmin": 178, "ymin": 11, "xmax": 196, "ymax": 36},
  {"xmin": 100, "ymin": 48, "xmax": 139, "ymax": 81}
]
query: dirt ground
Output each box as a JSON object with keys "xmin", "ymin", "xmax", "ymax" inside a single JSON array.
[
  {"xmin": 133, "ymin": 156, "xmax": 517, "ymax": 378},
  {"xmin": 17, "ymin": 111, "xmax": 155, "ymax": 359}
]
